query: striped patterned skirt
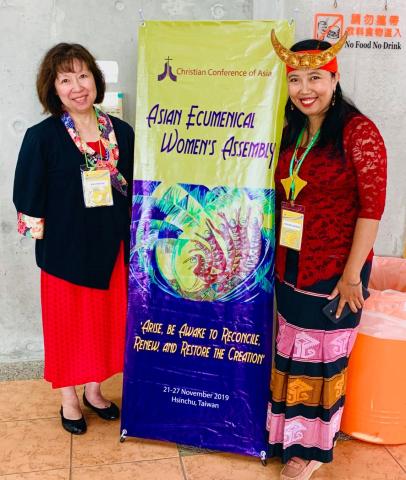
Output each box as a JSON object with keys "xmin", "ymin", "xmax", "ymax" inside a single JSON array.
[{"xmin": 267, "ymin": 255, "xmax": 371, "ymax": 463}]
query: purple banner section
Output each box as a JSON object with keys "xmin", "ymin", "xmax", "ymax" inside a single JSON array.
[{"xmin": 121, "ymin": 180, "xmax": 274, "ymax": 457}]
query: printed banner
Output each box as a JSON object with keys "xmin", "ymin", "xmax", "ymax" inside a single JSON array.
[{"xmin": 121, "ymin": 20, "xmax": 293, "ymax": 457}]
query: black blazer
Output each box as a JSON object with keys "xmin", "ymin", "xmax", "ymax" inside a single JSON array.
[{"xmin": 13, "ymin": 115, "xmax": 134, "ymax": 289}]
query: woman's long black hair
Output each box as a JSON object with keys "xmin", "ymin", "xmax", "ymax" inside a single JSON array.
[{"xmin": 281, "ymin": 39, "xmax": 362, "ymax": 155}]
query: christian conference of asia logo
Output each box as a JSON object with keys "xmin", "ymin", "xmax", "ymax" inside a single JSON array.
[
  {"xmin": 157, "ymin": 56, "xmax": 272, "ymax": 82},
  {"xmin": 157, "ymin": 56, "xmax": 177, "ymax": 82}
]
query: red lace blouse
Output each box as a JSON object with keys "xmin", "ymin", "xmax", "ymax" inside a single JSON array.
[{"xmin": 275, "ymin": 114, "xmax": 387, "ymax": 289}]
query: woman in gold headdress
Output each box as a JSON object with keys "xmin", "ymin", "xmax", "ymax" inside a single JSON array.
[{"xmin": 266, "ymin": 32, "xmax": 387, "ymax": 479}]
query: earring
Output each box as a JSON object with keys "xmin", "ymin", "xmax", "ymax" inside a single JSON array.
[
  {"xmin": 331, "ymin": 90, "xmax": 336, "ymax": 106},
  {"xmin": 290, "ymin": 101, "xmax": 294, "ymax": 111}
]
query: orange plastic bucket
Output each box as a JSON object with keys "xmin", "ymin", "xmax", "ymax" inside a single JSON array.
[
  {"xmin": 341, "ymin": 257, "xmax": 406, "ymax": 445},
  {"xmin": 341, "ymin": 333, "xmax": 406, "ymax": 444}
]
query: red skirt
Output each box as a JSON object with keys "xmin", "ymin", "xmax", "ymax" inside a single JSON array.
[{"xmin": 40, "ymin": 243, "xmax": 128, "ymax": 388}]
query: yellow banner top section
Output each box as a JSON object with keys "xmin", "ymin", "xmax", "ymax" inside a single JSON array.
[{"xmin": 134, "ymin": 21, "xmax": 294, "ymax": 189}]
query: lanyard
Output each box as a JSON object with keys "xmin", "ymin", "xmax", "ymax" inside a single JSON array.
[
  {"xmin": 83, "ymin": 109, "xmax": 103, "ymax": 170},
  {"xmin": 287, "ymin": 127, "xmax": 320, "ymax": 200}
]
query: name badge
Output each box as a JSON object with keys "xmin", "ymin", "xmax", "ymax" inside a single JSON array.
[
  {"xmin": 279, "ymin": 201, "xmax": 305, "ymax": 251},
  {"xmin": 81, "ymin": 166, "xmax": 114, "ymax": 208}
]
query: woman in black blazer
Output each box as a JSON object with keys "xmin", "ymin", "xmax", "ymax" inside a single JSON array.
[{"xmin": 13, "ymin": 43, "xmax": 134, "ymax": 434}]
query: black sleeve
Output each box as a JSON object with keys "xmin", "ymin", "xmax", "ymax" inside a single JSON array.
[{"xmin": 13, "ymin": 127, "xmax": 48, "ymax": 218}]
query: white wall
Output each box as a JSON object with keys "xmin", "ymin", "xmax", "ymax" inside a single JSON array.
[
  {"xmin": 0, "ymin": 0, "xmax": 253, "ymax": 365},
  {"xmin": 0, "ymin": 0, "xmax": 404, "ymax": 365}
]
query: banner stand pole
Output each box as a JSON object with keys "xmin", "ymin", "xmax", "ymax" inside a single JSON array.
[{"xmin": 120, "ymin": 429, "xmax": 127, "ymax": 443}]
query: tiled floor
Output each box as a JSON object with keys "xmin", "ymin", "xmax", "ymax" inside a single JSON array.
[{"xmin": 0, "ymin": 374, "xmax": 405, "ymax": 480}]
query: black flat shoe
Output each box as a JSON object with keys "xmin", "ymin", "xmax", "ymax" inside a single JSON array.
[
  {"xmin": 83, "ymin": 393, "xmax": 120, "ymax": 420},
  {"xmin": 60, "ymin": 407, "xmax": 87, "ymax": 435}
]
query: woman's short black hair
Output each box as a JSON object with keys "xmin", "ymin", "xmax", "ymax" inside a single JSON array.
[
  {"xmin": 36, "ymin": 43, "xmax": 105, "ymax": 116},
  {"xmin": 291, "ymin": 39, "xmax": 332, "ymax": 52},
  {"xmin": 282, "ymin": 38, "xmax": 361, "ymax": 155}
]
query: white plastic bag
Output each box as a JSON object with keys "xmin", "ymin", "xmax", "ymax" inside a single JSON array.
[{"xmin": 360, "ymin": 257, "xmax": 406, "ymax": 340}]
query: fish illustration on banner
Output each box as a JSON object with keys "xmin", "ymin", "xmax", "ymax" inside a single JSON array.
[
  {"xmin": 132, "ymin": 182, "xmax": 274, "ymax": 302},
  {"xmin": 121, "ymin": 20, "xmax": 294, "ymax": 458}
]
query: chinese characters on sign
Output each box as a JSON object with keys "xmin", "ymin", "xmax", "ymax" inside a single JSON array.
[
  {"xmin": 314, "ymin": 12, "xmax": 402, "ymax": 50},
  {"xmin": 347, "ymin": 13, "xmax": 400, "ymax": 39}
]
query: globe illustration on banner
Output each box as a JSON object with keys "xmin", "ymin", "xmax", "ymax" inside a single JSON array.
[{"xmin": 130, "ymin": 182, "xmax": 274, "ymax": 302}]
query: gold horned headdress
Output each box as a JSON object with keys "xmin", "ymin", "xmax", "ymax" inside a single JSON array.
[{"xmin": 270, "ymin": 29, "xmax": 347, "ymax": 72}]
